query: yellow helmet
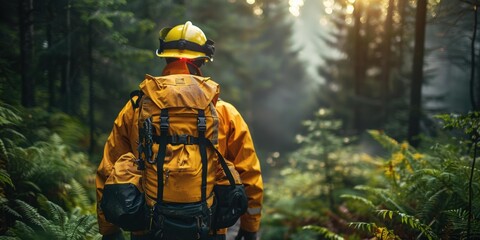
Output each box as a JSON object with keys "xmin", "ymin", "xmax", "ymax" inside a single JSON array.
[{"xmin": 156, "ymin": 21, "xmax": 215, "ymax": 62}]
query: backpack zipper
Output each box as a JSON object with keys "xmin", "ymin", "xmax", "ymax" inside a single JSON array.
[{"xmin": 164, "ymin": 168, "xmax": 170, "ymax": 185}]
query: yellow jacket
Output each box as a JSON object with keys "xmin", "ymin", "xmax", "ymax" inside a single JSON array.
[{"xmin": 96, "ymin": 61, "xmax": 263, "ymax": 235}]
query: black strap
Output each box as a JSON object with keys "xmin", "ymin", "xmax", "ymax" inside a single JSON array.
[
  {"xmin": 161, "ymin": 39, "xmax": 215, "ymax": 59},
  {"xmin": 152, "ymin": 134, "xmax": 199, "ymax": 145},
  {"xmin": 129, "ymin": 90, "xmax": 144, "ymax": 109},
  {"xmin": 197, "ymin": 109, "xmax": 208, "ymax": 202},
  {"xmin": 156, "ymin": 109, "xmax": 169, "ymax": 201},
  {"xmin": 207, "ymin": 140, "xmax": 236, "ymax": 187}
]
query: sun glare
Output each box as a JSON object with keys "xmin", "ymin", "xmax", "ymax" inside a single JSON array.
[
  {"xmin": 346, "ymin": 4, "xmax": 354, "ymax": 14},
  {"xmin": 253, "ymin": 6, "xmax": 263, "ymax": 15},
  {"xmin": 289, "ymin": 0, "xmax": 304, "ymax": 17}
]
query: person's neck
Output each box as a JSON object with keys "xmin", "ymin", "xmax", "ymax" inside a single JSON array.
[{"xmin": 162, "ymin": 60, "xmax": 203, "ymax": 76}]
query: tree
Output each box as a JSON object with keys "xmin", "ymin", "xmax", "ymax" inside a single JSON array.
[
  {"xmin": 380, "ymin": 0, "xmax": 395, "ymax": 124},
  {"xmin": 407, "ymin": 0, "xmax": 428, "ymax": 147},
  {"xmin": 18, "ymin": 0, "xmax": 35, "ymax": 107},
  {"xmin": 317, "ymin": 0, "xmax": 415, "ymax": 138}
]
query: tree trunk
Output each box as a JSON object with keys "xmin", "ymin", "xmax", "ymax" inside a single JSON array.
[
  {"xmin": 397, "ymin": 0, "xmax": 407, "ymax": 71},
  {"xmin": 353, "ymin": 1, "xmax": 365, "ymax": 133},
  {"xmin": 63, "ymin": 0, "xmax": 72, "ymax": 113},
  {"xmin": 470, "ymin": 4, "xmax": 478, "ymax": 111},
  {"xmin": 47, "ymin": 0, "xmax": 56, "ymax": 111},
  {"xmin": 88, "ymin": 20, "xmax": 95, "ymax": 157},
  {"xmin": 407, "ymin": 0, "xmax": 427, "ymax": 147},
  {"xmin": 380, "ymin": 0, "xmax": 395, "ymax": 125},
  {"xmin": 477, "ymin": 38, "xmax": 480, "ymax": 109},
  {"xmin": 18, "ymin": 0, "xmax": 35, "ymax": 107}
]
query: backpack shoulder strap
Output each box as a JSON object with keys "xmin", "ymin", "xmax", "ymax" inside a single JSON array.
[{"xmin": 129, "ymin": 90, "xmax": 144, "ymax": 109}]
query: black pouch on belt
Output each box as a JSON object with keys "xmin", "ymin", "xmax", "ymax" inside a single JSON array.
[
  {"xmin": 101, "ymin": 183, "xmax": 148, "ymax": 231},
  {"xmin": 151, "ymin": 202, "xmax": 213, "ymax": 240},
  {"xmin": 213, "ymin": 184, "xmax": 247, "ymax": 229}
]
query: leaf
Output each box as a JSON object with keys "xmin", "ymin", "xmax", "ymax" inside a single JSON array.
[
  {"xmin": 0, "ymin": 169, "xmax": 14, "ymax": 188},
  {"xmin": 340, "ymin": 194, "xmax": 376, "ymax": 209}
]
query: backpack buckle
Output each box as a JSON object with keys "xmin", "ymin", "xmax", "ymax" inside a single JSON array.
[
  {"xmin": 197, "ymin": 117, "xmax": 206, "ymax": 132},
  {"xmin": 160, "ymin": 116, "xmax": 169, "ymax": 131},
  {"xmin": 172, "ymin": 134, "xmax": 193, "ymax": 145}
]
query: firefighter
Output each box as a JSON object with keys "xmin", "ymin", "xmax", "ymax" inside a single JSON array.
[{"xmin": 96, "ymin": 21, "xmax": 263, "ymax": 240}]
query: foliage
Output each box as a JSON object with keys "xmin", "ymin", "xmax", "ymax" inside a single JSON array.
[
  {"xmin": 0, "ymin": 198, "xmax": 99, "ymax": 240},
  {"xmin": 436, "ymin": 111, "xmax": 480, "ymax": 141},
  {"xmin": 302, "ymin": 225, "xmax": 344, "ymax": 240},
  {"xmin": 0, "ymin": 102, "xmax": 97, "ymax": 238},
  {"xmin": 264, "ymin": 111, "xmax": 480, "ymax": 239},
  {"xmin": 340, "ymin": 115, "xmax": 480, "ymax": 239},
  {"xmin": 262, "ymin": 109, "xmax": 369, "ymax": 239}
]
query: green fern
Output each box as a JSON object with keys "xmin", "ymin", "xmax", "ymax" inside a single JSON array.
[
  {"xmin": 367, "ymin": 130, "xmax": 401, "ymax": 152},
  {"xmin": 3, "ymin": 198, "xmax": 99, "ymax": 239},
  {"xmin": 14, "ymin": 199, "xmax": 49, "ymax": 232},
  {"xmin": 0, "ymin": 169, "xmax": 13, "ymax": 189},
  {"xmin": 64, "ymin": 178, "xmax": 93, "ymax": 213},
  {"xmin": 6, "ymin": 221, "xmax": 36, "ymax": 239},
  {"xmin": 443, "ymin": 209, "xmax": 480, "ymax": 239},
  {"xmin": 37, "ymin": 195, "xmax": 67, "ymax": 226},
  {"xmin": 0, "ymin": 102, "xmax": 22, "ymax": 126},
  {"xmin": 349, "ymin": 222, "xmax": 400, "ymax": 240},
  {"xmin": 303, "ymin": 225, "xmax": 344, "ymax": 240},
  {"xmin": 354, "ymin": 185, "xmax": 406, "ymax": 212},
  {"xmin": 348, "ymin": 222, "xmax": 377, "ymax": 233},
  {"xmin": 376, "ymin": 210, "xmax": 437, "ymax": 240},
  {"xmin": 340, "ymin": 194, "xmax": 376, "ymax": 209},
  {"xmin": 0, "ymin": 199, "xmax": 21, "ymax": 219}
]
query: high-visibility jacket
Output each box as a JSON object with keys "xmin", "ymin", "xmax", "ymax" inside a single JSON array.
[{"xmin": 96, "ymin": 61, "xmax": 263, "ymax": 236}]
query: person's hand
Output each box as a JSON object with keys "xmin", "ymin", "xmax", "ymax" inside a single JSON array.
[
  {"xmin": 235, "ymin": 228, "xmax": 257, "ymax": 240},
  {"xmin": 102, "ymin": 230, "xmax": 125, "ymax": 240}
]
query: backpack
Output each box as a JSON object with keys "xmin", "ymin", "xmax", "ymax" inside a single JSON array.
[{"xmin": 102, "ymin": 74, "xmax": 247, "ymax": 239}]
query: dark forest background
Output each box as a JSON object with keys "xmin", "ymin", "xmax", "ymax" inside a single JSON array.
[{"xmin": 1, "ymin": 0, "xmax": 479, "ymax": 239}]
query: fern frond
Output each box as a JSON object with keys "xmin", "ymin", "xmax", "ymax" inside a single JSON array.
[
  {"xmin": 418, "ymin": 187, "xmax": 448, "ymax": 220},
  {"xmin": 0, "ymin": 201, "xmax": 22, "ymax": 219},
  {"xmin": 340, "ymin": 194, "xmax": 376, "ymax": 209},
  {"xmin": 37, "ymin": 195, "xmax": 67, "ymax": 226},
  {"xmin": 19, "ymin": 181, "xmax": 42, "ymax": 193},
  {"xmin": 0, "ymin": 169, "xmax": 14, "ymax": 188},
  {"xmin": 0, "ymin": 236, "xmax": 19, "ymax": 239},
  {"xmin": 443, "ymin": 209, "xmax": 480, "ymax": 239},
  {"xmin": 348, "ymin": 221, "xmax": 377, "ymax": 233},
  {"xmin": 13, "ymin": 199, "xmax": 49, "ymax": 232},
  {"xmin": 65, "ymin": 209, "xmax": 98, "ymax": 240},
  {"xmin": 303, "ymin": 225, "xmax": 344, "ymax": 240},
  {"xmin": 0, "ymin": 103, "xmax": 22, "ymax": 126},
  {"xmin": 66, "ymin": 178, "xmax": 92, "ymax": 211},
  {"xmin": 376, "ymin": 210, "xmax": 437, "ymax": 240},
  {"xmin": 0, "ymin": 128, "xmax": 26, "ymax": 142},
  {"xmin": 0, "ymin": 138, "xmax": 8, "ymax": 162},
  {"xmin": 8, "ymin": 221, "xmax": 35, "ymax": 239},
  {"xmin": 354, "ymin": 185, "xmax": 406, "ymax": 212},
  {"xmin": 367, "ymin": 130, "xmax": 400, "ymax": 151}
]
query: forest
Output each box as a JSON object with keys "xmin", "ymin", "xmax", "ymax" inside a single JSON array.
[{"xmin": 0, "ymin": 0, "xmax": 479, "ymax": 239}]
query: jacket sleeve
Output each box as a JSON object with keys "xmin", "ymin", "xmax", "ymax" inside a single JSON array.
[
  {"xmin": 96, "ymin": 100, "xmax": 136, "ymax": 235},
  {"xmin": 218, "ymin": 101, "xmax": 264, "ymax": 233}
]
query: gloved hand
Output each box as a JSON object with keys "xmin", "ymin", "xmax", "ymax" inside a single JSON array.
[
  {"xmin": 102, "ymin": 230, "xmax": 125, "ymax": 240},
  {"xmin": 235, "ymin": 228, "xmax": 257, "ymax": 240}
]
